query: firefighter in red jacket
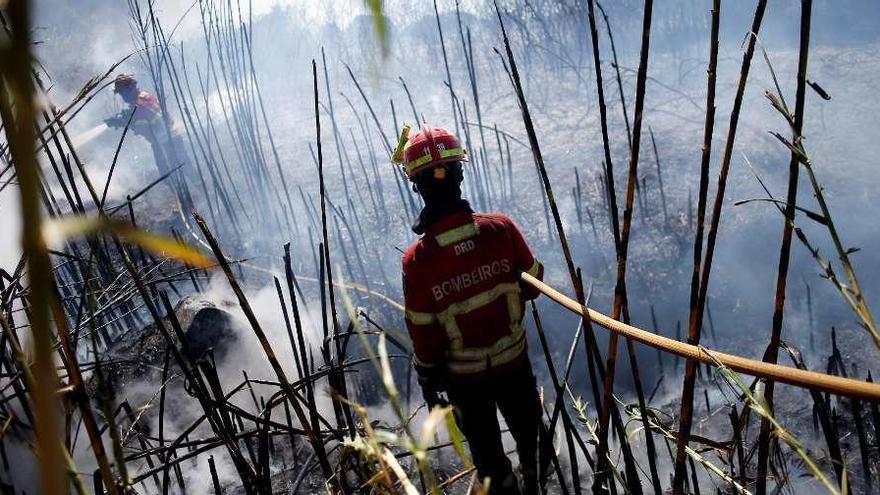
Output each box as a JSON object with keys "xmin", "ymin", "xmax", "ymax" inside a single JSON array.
[
  {"xmin": 398, "ymin": 125, "xmax": 547, "ymax": 494},
  {"xmin": 106, "ymin": 74, "xmax": 194, "ymax": 209}
]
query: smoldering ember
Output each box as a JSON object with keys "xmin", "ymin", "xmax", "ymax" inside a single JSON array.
[{"xmin": 1, "ymin": 0, "xmax": 879, "ymax": 494}]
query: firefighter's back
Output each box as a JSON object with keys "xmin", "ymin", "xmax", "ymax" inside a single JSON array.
[{"xmin": 403, "ymin": 209, "xmax": 542, "ymax": 383}]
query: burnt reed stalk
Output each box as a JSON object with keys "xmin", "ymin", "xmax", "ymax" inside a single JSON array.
[
  {"xmin": 596, "ymin": 2, "xmax": 632, "ymax": 152},
  {"xmin": 193, "ymin": 66, "xmax": 250, "ymax": 223},
  {"xmin": 433, "ymin": 0, "xmax": 459, "ymax": 136},
  {"xmin": 533, "ymin": 306, "xmax": 584, "ymax": 495},
  {"xmin": 781, "ymin": 342, "xmax": 850, "ymax": 490},
  {"xmin": 755, "ymin": 1, "xmax": 813, "ymax": 493},
  {"xmin": 455, "ymin": 2, "xmax": 490, "ymax": 211},
  {"xmin": 576, "ymin": 269, "xmax": 605, "ymax": 416},
  {"xmin": 284, "ymin": 242, "xmax": 315, "ymax": 382},
  {"xmin": 348, "ymin": 127, "xmax": 383, "ymax": 216},
  {"xmin": 694, "ymin": 0, "xmax": 767, "ymax": 363},
  {"xmin": 530, "ymin": 308, "xmax": 576, "ymax": 495},
  {"xmin": 831, "ymin": 350, "xmax": 861, "ymax": 492},
  {"xmin": 324, "ymin": 49, "xmax": 357, "ymax": 217},
  {"xmin": 464, "ymin": 102, "xmax": 491, "ymax": 211},
  {"xmin": 36, "ymin": 101, "xmax": 83, "ymax": 213},
  {"xmin": 544, "ymin": 314, "xmax": 598, "ymax": 473},
  {"xmin": 314, "ymin": 61, "xmax": 356, "ymax": 438},
  {"xmin": 274, "ymin": 276, "xmax": 304, "ymax": 379},
  {"xmin": 120, "ymin": 401, "xmax": 162, "ymax": 490},
  {"xmin": 848, "ymin": 368, "xmax": 872, "ymax": 488},
  {"xmin": 586, "ymin": 0, "xmax": 621, "ymax": 250},
  {"xmin": 400, "ymin": 76, "xmax": 421, "ymax": 125},
  {"xmin": 158, "ymin": 348, "xmax": 172, "ymax": 493},
  {"xmin": 594, "ymin": 0, "xmax": 659, "ymax": 493},
  {"xmin": 284, "ymin": 246, "xmax": 324, "ymax": 445},
  {"xmin": 647, "ymin": 127, "xmax": 668, "ymax": 225},
  {"xmin": 466, "ymin": 27, "xmax": 494, "ymax": 209},
  {"xmin": 671, "ymin": 1, "xmax": 720, "ymax": 492},
  {"xmin": 54, "ymin": 282, "xmax": 121, "ymax": 493}
]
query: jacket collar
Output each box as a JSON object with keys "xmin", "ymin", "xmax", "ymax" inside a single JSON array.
[{"xmin": 422, "ymin": 210, "xmax": 481, "ymax": 250}]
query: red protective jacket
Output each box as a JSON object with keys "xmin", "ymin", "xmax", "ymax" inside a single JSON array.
[
  {"xmin": 402, "ymin": 210, "xmax": 544, "ymax": 383},
  {"xmin": 130, "ymin": 90, "xmax": 164, "ymax": 138}
]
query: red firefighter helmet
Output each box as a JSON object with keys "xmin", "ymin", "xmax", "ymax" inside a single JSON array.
[
  {"xmin": 399, "ymin": 124, "xmax": 467, "ymax": 181},
  {"xmin": 113, "ymin": 74, "xmax": 138, "ymax": 94}
]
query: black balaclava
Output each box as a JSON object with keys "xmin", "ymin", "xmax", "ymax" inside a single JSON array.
[
  {"xmin": 119, "ymin": 85, "xmax": 138, "ymax": 104},
  {"xmin": 411, "ymin": 161, "xmax": 471, "ymax": 234}
]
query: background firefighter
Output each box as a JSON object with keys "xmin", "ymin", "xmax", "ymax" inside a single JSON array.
[
  {"xmin": 398, "ymin": 124, "xmax": 552, "ymax": 495},
  {"xmin": 105, "ymin": 73, "xmax": 194, "ymax": 211}
]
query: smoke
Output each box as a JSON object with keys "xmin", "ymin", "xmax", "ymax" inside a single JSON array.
[
  {"xmin": 197, "ymin": 271, "xmax": 322, "ymax": 385},
  {"xmin": 0, "ymin": 189, "xmax": 21, "ymax": 274}
]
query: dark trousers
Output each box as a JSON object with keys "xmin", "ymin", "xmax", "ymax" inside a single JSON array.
[
  {"xmin": 147, "ymin": 134, "xmax": 195, "ymax": 212},
  {"xmin": 447, "ymin": 361, "xmax": 549, "ymax": 495}
]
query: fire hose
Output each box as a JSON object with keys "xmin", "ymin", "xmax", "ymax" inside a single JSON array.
[
  {"xmin": 283, "ymin": 267, "xmax": 880, "ymax": 401},
  {"xmin": 246, "ymin": 263, "xmax": 880, "ymax": 401},
  {"xmin": 519, "ymin": 272, "xmax": 880, "ymax": 401}
]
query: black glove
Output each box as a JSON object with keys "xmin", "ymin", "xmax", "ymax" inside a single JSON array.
[
  {"xmin": 104, "ymin": 113, "xmax": 126, "ymax": 129},
  {"xmin": 415, "ymin": 363, "xmax": 448, "ymax": 409},
  {"xmin": 420, "ymin": 382, "xmax": 449, "ymax": 409}
]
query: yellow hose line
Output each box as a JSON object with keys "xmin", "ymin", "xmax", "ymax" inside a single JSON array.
[{"xmin": 520, "ymin": 273, "xmax": 880, "ymax": 401}]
